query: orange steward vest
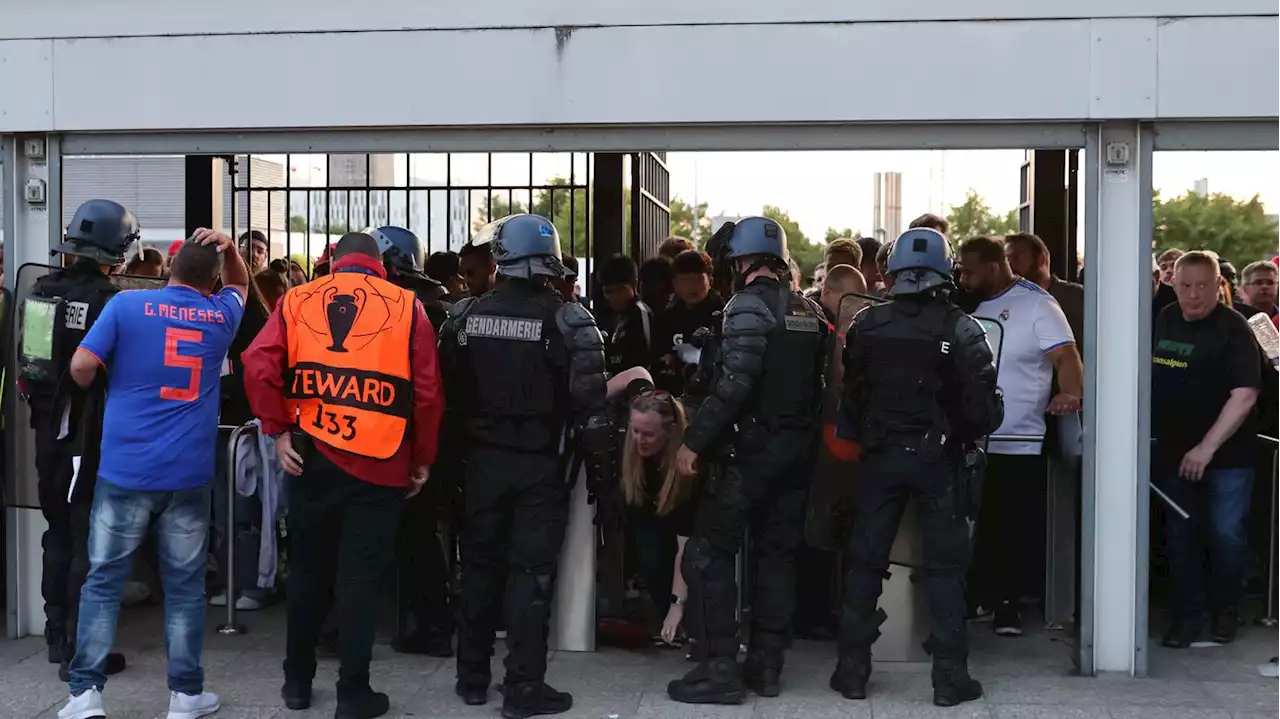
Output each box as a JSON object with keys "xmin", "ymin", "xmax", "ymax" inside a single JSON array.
[{"xmin": 283, "ymin": 271, "xmax": 415, "ymax": 459}]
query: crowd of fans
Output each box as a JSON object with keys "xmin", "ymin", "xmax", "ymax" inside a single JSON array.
[
  {"xmin": 201, "ymin": 222, "xmax": 1276, "ymax": 652},
  {"xmin": 21, "ymin": 207, "xmax": 1278, "ymax": 718}
]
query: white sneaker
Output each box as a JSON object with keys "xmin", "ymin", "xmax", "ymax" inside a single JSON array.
[
  {"xmin": 166, "ymin": 691, "xmax": 220, "ymax": 719},
  {"xmin": 58, "ymin": 688, "xmax": 105, "ymax": 719},
  {"xmin": 210, "ymin": 593, "xmax": 262, "ymax": 611}
]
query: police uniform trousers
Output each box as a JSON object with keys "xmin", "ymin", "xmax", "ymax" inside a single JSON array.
[
  {"xmin": 456, "ymin": 445, "xmax": 568, "ymax": 689},
  {"xmin": 841, "ymin": 446, "xmax": 971, "ymax": 657},
  {"xmin": 683, "ymin": 429, "xmax": 812, "ymax": 667},
  {"xmin": 395, "ymin": 481, "xmax": 454, "ymax": 641},
  {"xmin": 33, "ymin": 402, "xmax": 93, "ymax": 661}
]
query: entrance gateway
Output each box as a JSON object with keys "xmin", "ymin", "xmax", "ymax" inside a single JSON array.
[{"xmin": 2, "ymin": 1, "xmax": 1276, "ymax": 679}]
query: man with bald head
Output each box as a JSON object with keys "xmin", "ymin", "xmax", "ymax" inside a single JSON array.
[{"xmin": 819, "ymin": 264, "xmax": 867, "ymax": 326}]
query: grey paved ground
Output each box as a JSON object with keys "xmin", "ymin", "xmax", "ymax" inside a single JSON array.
[{"xmin": 1, "ymin": 606, "xmax": 1275, "ymax": 718}]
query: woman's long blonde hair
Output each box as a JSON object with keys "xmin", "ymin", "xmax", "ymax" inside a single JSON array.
[{"xmin": 621, "ymin": 391, "xmax": 692, "ymax": 516}]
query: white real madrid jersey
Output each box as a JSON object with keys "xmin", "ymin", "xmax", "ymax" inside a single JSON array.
[{"xmin": 972, "ymin": 278, "xmax": 1076, "ymax": 456}]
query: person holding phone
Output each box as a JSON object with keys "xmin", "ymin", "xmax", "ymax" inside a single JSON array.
[
  {"xmin": 57, "ymin": 229, "xmax": 247, "ymax": 719},
  {"xmin": 242, "ymin": 232, "xmax": 443, "ymax": 719}
]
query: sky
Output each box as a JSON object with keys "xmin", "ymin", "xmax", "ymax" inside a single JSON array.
[
  {"xmin": 665, "ymin": 150, "xmax": 1279, "ymax": 241},
  {"xmin": 273, "ymin": 149, "xmax": 1277, "ymax": 246}
]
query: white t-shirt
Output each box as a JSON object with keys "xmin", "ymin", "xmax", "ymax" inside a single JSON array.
[{"xmin": 973, "ymin": 279, "xmax": 1076, "ymax": 455}]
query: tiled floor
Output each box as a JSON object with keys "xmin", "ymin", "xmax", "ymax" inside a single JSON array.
[{"xmin": 1, "ymin": 606, "xmax": 1274, "ymax": 718}]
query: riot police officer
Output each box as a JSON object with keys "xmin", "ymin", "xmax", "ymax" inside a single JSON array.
[
  {"xmin": 667, "ymin": 216, "xmax": 829, "ymax": 705},
  {"xmin": 830, "ymin": 227, "xmax": 1003, "ymax": 707},
  {"xmin": 439, "ymin": 214, "xmax": 610, "ymax": 718},
  {"xmin": 21, "ymin": 199, "xmax": 137, "ymax": 680},
  {"xmin": 369, "ymin": 225, "xmax": 452, "ymax": 331},
  {"xmin": 368, "ymin": 226, "xmax": 458, "ymax": 659}
]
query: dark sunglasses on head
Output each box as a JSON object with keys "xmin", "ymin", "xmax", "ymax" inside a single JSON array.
[{"xmin": 633, "ymin": 388, "xmax": 674, "ymax": 405}]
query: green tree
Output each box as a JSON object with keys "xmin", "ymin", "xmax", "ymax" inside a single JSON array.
[
  {"xmin": 945, "ymin": 190, "xmax": 1019, "ymax": 241},
  {"xmin": 669, "ymin": 196, "xmax": 710, "ymax": 245},
  {"xmin": 481, "ymin": 178, "xmax": 593, "ymax": 258},
  {"xmin": 1153, "ymin": 190, "xmax": 1278, "ymax": 268},
  {"xmin": 824, "ymin": 228, "xmax": 860, "ymax": 243},
  {"xmin": 289, "ymin": 215, "xmax": 350, "ymax": 235},
  {"xmin": 761, "ymin": 205, "xmax": 824, "ymax": 281}
]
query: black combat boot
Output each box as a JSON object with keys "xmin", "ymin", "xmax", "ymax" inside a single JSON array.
[
  {"xmin": 829, "ymin": 652, "xmax": 872, "ymax": 700},
  {"xmin": 667, "ymin": 656, "xmax": 747, "ymax": 705},
  {"xmin": 455, "ymin": 680, "xmax": 489, "ymax": 706},
  {"xmin": 743, "ymin": 649, "xmax": 782, "ymax": 698},
  {"xmin": 334, "ymin": 689, "xmax": 390, "ymax": 719},
  {"xmin": 281, "ymin": 679, "xmax": 312, "ymax": 710},
  {"xmin": 831, "ymin": 608, "xmax": 884, "ymax": 700},
  {"xmin": 47, "ymin": 633, "xmax": 64, "ymax": 664},
  {"xmin": 500, "ymin": 681, "xmax": 572, "ymax": 719},
  {"xmin": 928, "ymin": 638, "xmax": 982, "ymax": 708}
]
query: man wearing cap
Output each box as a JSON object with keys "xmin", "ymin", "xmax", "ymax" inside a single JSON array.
[{"xmin": 166, "ymin": 240, "xmax": 185, "ymax": 274}]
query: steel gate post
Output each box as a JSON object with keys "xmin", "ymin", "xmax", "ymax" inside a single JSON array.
[{"xmin": 216, "ymin": 422, "xmax": 255, "ymax": 636}]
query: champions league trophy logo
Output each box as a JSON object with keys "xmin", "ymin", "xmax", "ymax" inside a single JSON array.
[{"xmin": 323, "ymin": 286, "xmax": 366, "ymax": 353}]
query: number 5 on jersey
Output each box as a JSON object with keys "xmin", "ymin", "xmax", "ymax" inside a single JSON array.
[{"xmin": 161, "ymin": 328, "xmax": 203, "ymax": 402}]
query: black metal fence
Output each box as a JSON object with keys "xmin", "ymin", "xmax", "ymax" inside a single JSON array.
[
  {"xmin": 225, "ymin": 153, "xmax": 594, "ymax": 272},
  {"xmin": 630, "ymin": 151, "xmax": 670, "ymax": 260}
]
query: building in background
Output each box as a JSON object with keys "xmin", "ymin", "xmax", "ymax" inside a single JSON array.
[
  {"xmin": 710, "ymin": 214, "xmax": 743, "ymax": 235},
  {"xmin": 0, "ymin": 153, "xmax": 481, "ymax": 259},
  {"xmin": 871, "ymin": 171, "xmax": 903, "ymax": 241}
]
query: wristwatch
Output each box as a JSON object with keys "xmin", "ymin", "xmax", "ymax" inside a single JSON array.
[{"xmin": 671, "ymin": 595, "xmax": 686, "ymax": 607}]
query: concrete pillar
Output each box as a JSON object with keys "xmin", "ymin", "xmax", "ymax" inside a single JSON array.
[
  {"xmin": 2, "ymin": 133, "xmax": 62, "ymax": 639},
  {"xmin": 1081, "ymin": 122, "xmax": 1153, "ymax": 676}
]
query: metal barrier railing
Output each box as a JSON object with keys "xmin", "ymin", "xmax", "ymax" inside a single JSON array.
[
  {"xmin": 216, "ymin": 422, "xmax": 258, "ymax": 637},
  {"xmin": 1257, "ymin": 434, "xmax": 1278, "ymax": 628}
]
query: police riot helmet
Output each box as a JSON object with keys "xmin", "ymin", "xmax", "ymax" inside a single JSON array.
[
  {"xmin": 704, "ymin": 216, "xmax": 789, "ymax": 289},
  {"xmin": 58, "ymin": 199, "xmax": 140, "ymax": 266},
  {"xmin": 369, "ymin": 226, "xmax": 425, "ymax": 273},
  {"xmin": 885, "ymin": 227, "xmax": 955, "ymax": 296},
  {"xmin": 725, "ymin": 216, "xmax": 788, "ymax": 262},
  {"xmin": 468, "ymin": 213, "xmax": 566, "ymax": 279}
]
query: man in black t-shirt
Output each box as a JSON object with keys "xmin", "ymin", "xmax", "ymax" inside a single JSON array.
[
  {"xmin": 596, "ymin": 254, "xmax": 659, "ymax": 376},
  {"xmin": 654, "ymin": 250, "xmax": 723, "ymax": 394},
  {"xmin": 1151, "ymin": 251, "xmax": 1262, "ymax": 649}
]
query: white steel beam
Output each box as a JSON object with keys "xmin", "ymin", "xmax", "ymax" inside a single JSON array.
[
  {"xmin": 1082, "ymin": 122, "xmax": 1153, "ymax": 676},
  {"xmin": 2, "ymin": 133, "xmax": 61, "ymax": 639},
  {"xmin": 60, "ymin": 123, "xmax": 1089, "ymax": 157}
]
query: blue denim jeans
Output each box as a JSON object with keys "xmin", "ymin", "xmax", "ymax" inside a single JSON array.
[
  {"xmin": 69, "ymin": 480, "xmax": 211, "ymax": 695},
  {"xmin": 1158, "ymin": 467, "xmax": 1254, "ymax": 628}
]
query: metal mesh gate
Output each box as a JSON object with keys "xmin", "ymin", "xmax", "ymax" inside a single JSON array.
[
  {"xmin": 57, "ymin": 152, "xmax": 593, "ymax": 278},
  {"xmin": 629, "ymin": 152, "xmax": 670, "ymax": 259},
  {"xmin": 227, "ymin": 153, "xmax": 594, "ymax": 273}
]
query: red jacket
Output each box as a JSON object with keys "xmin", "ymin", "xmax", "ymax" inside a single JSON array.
[{"xmin": 242, "ymin": 254, "xmax": 443, "ymax": 488}]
